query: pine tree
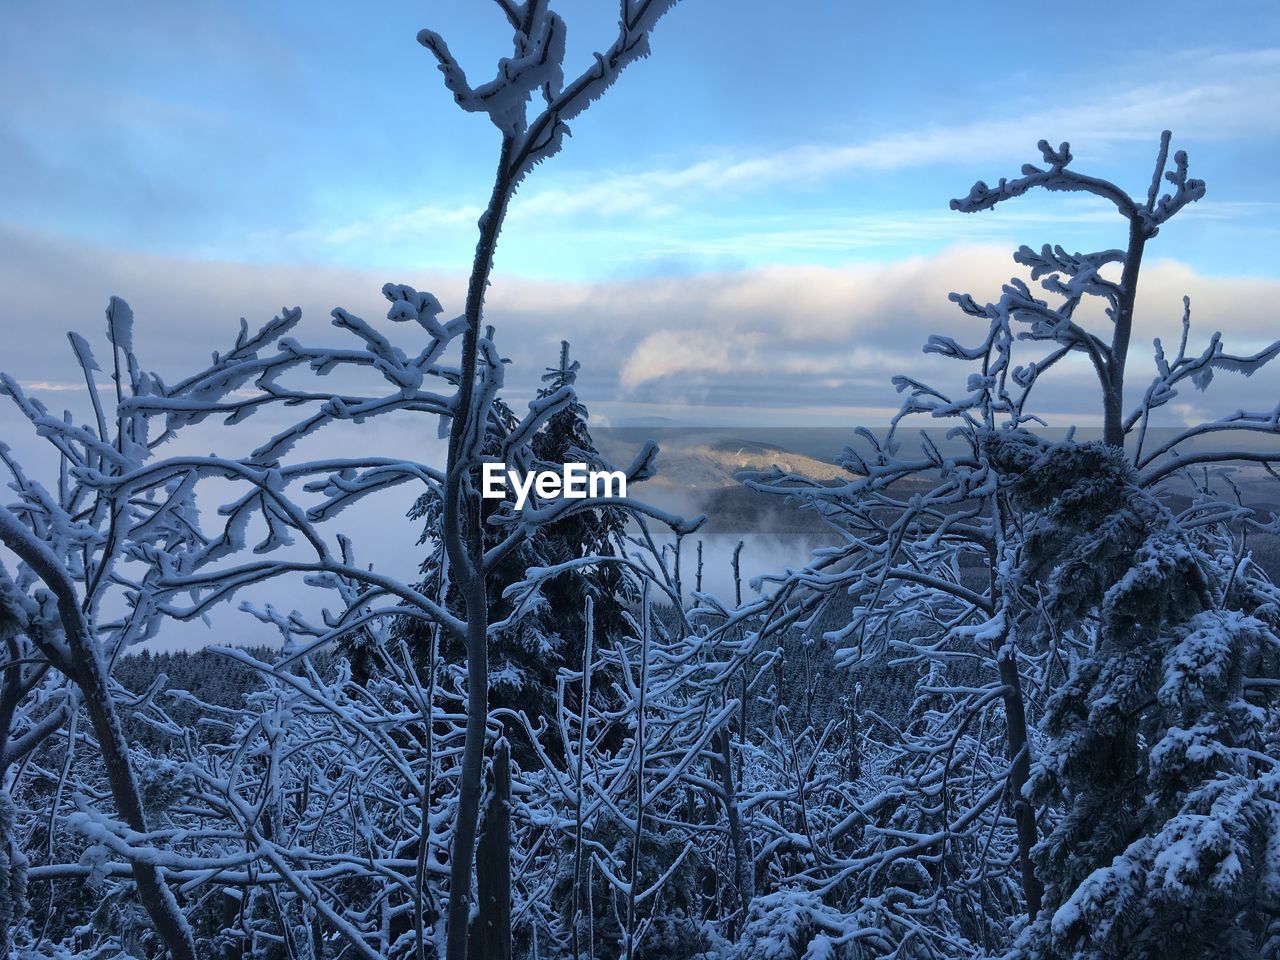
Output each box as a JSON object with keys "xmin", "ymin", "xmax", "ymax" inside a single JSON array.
[
  {"xmin": 991, "ymin": 434, "xmax": 1280, "ymax": 959},
  {"xmin": 527, "ymin": 341, "xmax": 633, "ymax": 680},
  {"xmin": 397, "ymin": 342, "xmax": 632, "ymax": 766}
]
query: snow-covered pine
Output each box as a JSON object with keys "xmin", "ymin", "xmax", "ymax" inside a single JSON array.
[
  {"xmin": 991, "ymin": 435, "xmax": 1280, "ymax": 959},
  {"xmin": 742, "ymin": 132, "xmax": 1280, "ymax": 958}
]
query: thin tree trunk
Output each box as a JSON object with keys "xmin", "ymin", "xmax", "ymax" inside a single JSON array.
[
  {"xmin": 845, "ymin": 685, "xmax": 862, "ymax": 782},
  {"xmin": 571, "ymin": 598, "xmax": 595, "ymax": 960},
  {"xmin": 1103, "ymin": 222, "xmax": 1146, "ymax": 449},
  {"xmin": 625, "ymin": 587, "xmax": 651, "ymax": 960},
  {"xmin": 468, "ymin": 740, "xmax": 511, "ymax": 960},
  {"xmin": 416, "ymin": 612, "xmax": 439, "ymax": 960},
  {"xmin": 310, "ymin": 907, "xmax": 326, "ymax": 960},
  {"xmin": 0, "ymin": 510, "xmax": 197, "ymax": 960},
  {"xmin": 442, "ymin": 140, "xmax": 515, "ymax": 960},
  {"xmin": 713, "ymin": 725, "xmax": 753, "ymax": 934},
  {"xmin": 732, "ymin": 541, "xmax": 748, "ymax": 784},
  {"xmin": 987, "ymin": 500, "xmax": 1044, "ymax": 919},
  {"xmin": 997, "ymin": 646, "xmax": 1042, "ymax": 918}
]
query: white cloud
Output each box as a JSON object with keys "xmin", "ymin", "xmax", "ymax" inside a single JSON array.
[
  {"xmin": 213, "ymin": 46, "xmax": 1280, "ymax": 270},
  {"xmin": 310, "ymin": 202, "xmax": 486, "ymax": 246},
  {"xmin": 2, "ymin": 226, "xmax": 1277, "ymax": 435},
  {"xmin": 502, "ymin": 47, "xmax": 1280, "ymax": 222},
  {"xmin": 619, "ymin": 329, "xmax": 763, "ymax": 389},
  {"xmin": 189, "ymin": 45, "xmax": 1280, "ymax": 280}
]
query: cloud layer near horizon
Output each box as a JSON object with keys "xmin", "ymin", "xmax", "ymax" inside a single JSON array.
[
  {"xmin": 2, "ymin": 224, "xmax": 1278, "ymax": 435},
  {"xmin": 5, "ymin": 223, "xmax": 1278, "ymax": 653}
]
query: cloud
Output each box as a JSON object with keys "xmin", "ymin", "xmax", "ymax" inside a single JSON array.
[
  {"xmin": 2, "ymin": 225, "xmax": 1277, "ymax": 438},
  {"xmin": 619, "ymin": 329, "xmax": 762, "ymax": 389},
  {"xmin": 309, "ymin": 203, "xmax": 486, "ymax": 246},
  {"xmin": 2, "ymin": 224, "xmax": 1276, "ymax": 657},
  {"xmin": 507, "ymin": 247, "xmax": 1280, "ymax": 427},
  {"xmin": 502, "ymin": 47, "xmax": 1280, "ymax": 221},
  {"xmin": 254, "ymin": 46, "xmax": 1280, "ymax": 279}
]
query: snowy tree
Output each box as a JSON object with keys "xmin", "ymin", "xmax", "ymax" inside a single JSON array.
[
  {"xmin": 1, "ymin": 300, "xmax": 200, "ymax": 960},
  {"xmin": 742, "ymin": 131, "xmax": 1280, "ymax": 957},
  {"xmin": 5, "ymin": 2, "xmax": 1279, "ymax": 949},
  {"xmin": 527, "ymin": 341, "xmax": 634, "ymax": 677},
  {"xmin": 411, "ymin": 5, "xmax": 691, "ymax": 955},
  {"xmin": 990, "ymin": 434, "xmax": 1280, "ymax": 959},
  {"xmin": 946, "ymin": 133, "xmax": 1280, "ymax": 959},
  {"xmin": 396, "ymin": 341, "xmax": 633, "ymax": 769},
  {"xmin": 2, "ymin": 4, "xmax": 694, "ymax": 957}
]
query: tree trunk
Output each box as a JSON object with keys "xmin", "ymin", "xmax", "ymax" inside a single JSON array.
[
  {"xmin": 1102, "ymin": 222, "xmax": 1147, "ymax": 449},
  {"xmin": 468, "ymin": 740, "xmax": 511, "ymax": 960},
  {"xmin": 713, "ymin": 726, "xmax": 753, "ymax": 935},
  {"xmin": 442, "ymin": 562, "xmax": 489, "ymax": 960},
  {"xmin": 571, "ymin": 598, "xmax": 595, "ymax": 960},
  {"xmin": 0, "ymin": 509, "xmax": 196, "ymax": 960},
  {"xmin": 986, "ymin": 500, "xmax": 1044, "ymax": 920},
  {"xmin": 998, "ymin": 647, "xmax": 1043, "ymax": 918},
  {"xmin": 442, "ymin": 141, "xmax": 514, "ymax": 960},
  {"xmin": 845, "ymin": 686, "xmax": 862, "ymax": 782}
]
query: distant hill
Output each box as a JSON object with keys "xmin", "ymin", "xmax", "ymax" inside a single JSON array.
[
  {"xmin": 645, "ymin": 435, "xmax": 848, "ymax": 490},
  {"xmin": 594, "ymin": 430, "xmax": 849, "ymax": 534}
]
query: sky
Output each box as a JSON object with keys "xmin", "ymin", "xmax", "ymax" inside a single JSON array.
[
  {"xmin": 3, "ymin": 0, "xmax": 1279, "ymax": 649},
  {"xmin": 2, "ymin": 0, "xmax": 1279, "ymax": 429}
]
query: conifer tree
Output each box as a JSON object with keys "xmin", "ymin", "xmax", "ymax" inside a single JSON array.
[
  {"xmin": 748, "ymin": 131, "xmax": 1280, "ymax": 956},
  {"xmin": 397, "ymin": 342, "xmax": 631, "ymax": 764},
  {"xmin": 992, "ymin": 434, "xmax": 1280, "ymax": 959}
]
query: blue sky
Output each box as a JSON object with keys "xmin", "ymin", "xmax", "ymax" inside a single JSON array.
[
  {"xmin": 2, "ymin": 0, "xmax": 1279, "ymax": 425},
  {"xmin": 4, "ymin": 0, "xmax": 1278, "ymax": 649}
]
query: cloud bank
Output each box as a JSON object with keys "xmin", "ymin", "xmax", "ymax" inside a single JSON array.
[{"xmin": 3, "ymin": 225, "xmax": 1277, "ymax": 438}]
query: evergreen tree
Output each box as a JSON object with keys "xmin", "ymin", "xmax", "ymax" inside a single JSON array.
[
  {"xmin": 397, "ymin": 342, "xmax": 632, "ymax": 765},
  {"xmin": 991, "ymin": 434, "xmax": 1280, "ymax": 959}
]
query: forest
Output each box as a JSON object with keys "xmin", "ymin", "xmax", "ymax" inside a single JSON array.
[{"xmin": 1, "ymin": 3, "xmax": 1279, "ymax": 959}]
